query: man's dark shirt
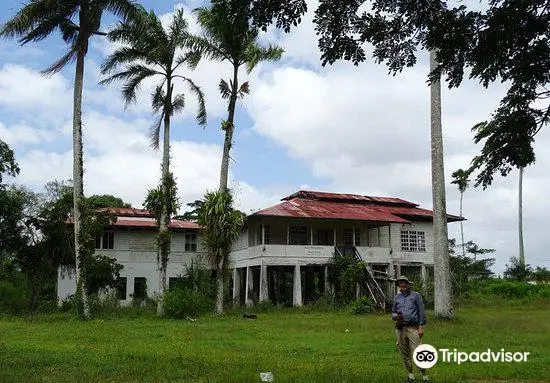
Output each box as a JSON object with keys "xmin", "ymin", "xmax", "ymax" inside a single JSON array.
[{"xmin": 392, "ymin": 289, "xmax": 427, "ymax": 326}]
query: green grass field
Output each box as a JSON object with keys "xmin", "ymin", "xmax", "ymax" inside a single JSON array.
[{"xmin": 1, "ymin": 300, "xmax": 549, "ymax": 383}]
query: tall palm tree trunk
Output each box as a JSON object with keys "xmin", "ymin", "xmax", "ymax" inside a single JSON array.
[
  {"xmin": 157, "ymin": 113, "xmax": 171, "ymax": 317},
  {"xmin": 518, "ymin": 167, "xmax": 525, "ymax": 266},
  {"xmin": 459, "ymin": 191, "xmax": 465, "ymax": 257},
  {"xmin": 73, "ymin": 49, "xmax": 89, "ymax": 319},
  {"xmin": 215, "ymin": 259, "xmax": 225, "ymax": 314},
  {"xmin": 430, "ymin": 51, "xmax": 453, "ymax": 320},
  {"xmin": 219, "ymin": 65, "xmax": 239, "ymax": 192}
]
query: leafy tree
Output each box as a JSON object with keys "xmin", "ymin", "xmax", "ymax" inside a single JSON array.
[
  {"xmin": 504, "ymin": 256, "xmax": 533, "ymax": 282},
  {"xmin": 0, "ymin": 139, "xmax": 20, "ymax": 186},
  {"xmin": 102, "ymin": 8, "xmax": 206, "ymax": 316},
  {"xmin": 189, "ymin": 1, "xmax": 284, "ymax": 192},
  {"xmin": 328, "ymin": 253, "xmax": 366, "ymax": 304},
  {"xmin": 531, "ymin": 267, "xmax": 550, "ymax": 283},
  {"xmin": 451, "ymin": 168, "xmax": 470, "ymax": 257},
  {"xmin": 1, "ymin": 0, "xmax": 141, "ymax": 319},
  {"xmin": 175, "ymin": 200, "xmax": 205, "ymax": 221},
  {"xmin": 87, "ymin": 194, "xmax": 131, "ymax": 209},
  {"xmin": 197, "ymin": 190, "xmax": 243, "ymax": 313},
  {"xmin": 449, "ymin": 238, "xmax": 495, "ymax": 295}
]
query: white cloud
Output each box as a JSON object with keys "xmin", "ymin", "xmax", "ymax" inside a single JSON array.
[{"xmin": 0, "ymin": 122, "xmax": 56, "ymax": 146}]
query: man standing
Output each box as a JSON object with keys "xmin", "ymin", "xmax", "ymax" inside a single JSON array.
[{"xmin": 392, "ymin": 275, "xmax": 428, "ymax": 382}]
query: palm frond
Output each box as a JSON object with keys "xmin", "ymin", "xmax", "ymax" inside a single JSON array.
[
  {"xmin": 169, "ymin": 8, "xmax": 190, "ymax": 48},
  {"xmin": 0, "ymin": 1, "xmax": 78, "ymax": 42},
  {"xmin": 148, "ymin": 111, "xmax": 164, "ymax": 150},
  {"xmin": 41, "ymin": 47, "xmax": 78, "ymax": 76},
  {"xmin": 101, "ymin": 46, "xmax": 149, "ymax": 74},
  {"xmin": 171, "ymin": 93, "xmax": 185, "ymax": 114},
  {"xmin": 151, "ymin": 84, "xmax": 167, "ymax": 115},
  {"xmin": 218, "ymin": 79, "xmax": 231, "ymax": 99},
  {"xmin": 175, "ymin": 50, "xmax": 202, "ymax": 71},
  {"xmin": 176, "ymin": 76, "xmax": 207, "ymax": 126},
  {"xmin": 101, "ymin": 0, "xmax": 144, "ymax": 23},
  {"xmin": 238, "ymin": 81, "xmax": 250, "ymax": 98},
  {"xmin": 185, "ymin": 34, "xmax": 230, "ymax": 62},
  {"xmin": 244, "ymin": 44, "xmax": 284, "ymax": 73}
]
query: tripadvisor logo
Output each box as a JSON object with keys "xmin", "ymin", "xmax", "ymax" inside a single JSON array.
[{"xmin": 414, "ymin": 345, "xmax": 531, "ymax": 368}]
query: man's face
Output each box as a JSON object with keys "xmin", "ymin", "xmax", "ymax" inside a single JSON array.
[{"xmin": 398, "ymin": 281, "xmax": 410, "ymax": 292}]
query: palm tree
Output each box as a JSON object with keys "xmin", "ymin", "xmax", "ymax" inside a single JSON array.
[
  {"xmin": 1, "ymin": 0, "xmax": 140, "ymax": 319},
  {"xmin": 197, "ymin": 190, "xmax": 243, "ymax": 313},
  {"xmin": 189, "ymin": 2, "xmax": 284, "ymax": 192},
  {"xmin": 451, "ymin": 168, "xmax": 470, "ymax": 257},
  {"xmin": 518, "ymin": 167, "xmax": 525, "ymax": 266},
  {"xmin": 101, "ymin": 8, "xmax": 207, "ymax": 316},
  {"xmin": 430, "ymin": 51, "xmax": 453, "ymax": 320}
]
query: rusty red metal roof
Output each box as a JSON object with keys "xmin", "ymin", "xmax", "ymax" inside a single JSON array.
[
  {"xmin": 113, "ymin": 218, "xmax": 201, "ymax": 230},
  {"xmin": 96, "ymin": 207, "xmax": 153, "ymax": 217},
  {"xmin": 252, "ymin": 199, "xmax": 410, "ymax": 223},
  {"xmin": 253, "ymin": 190, "xmax": 463, "ymax": 223},
  {"xmin": 282, "ymin": 190, "xmax": 418, "ymax": 207},
  {"xmin": 67, "ymin": 207, "xmax": 201, "ymax": 230}
]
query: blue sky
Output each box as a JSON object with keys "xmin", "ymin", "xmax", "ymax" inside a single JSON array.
[{"xmin": 1, "ymin": 0, "xmax": 549, "ymax": 274}]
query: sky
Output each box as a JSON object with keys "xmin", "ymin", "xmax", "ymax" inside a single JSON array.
[{"xmin": 1, "ymin": 0, "xmax": 548, "ymax": 275}]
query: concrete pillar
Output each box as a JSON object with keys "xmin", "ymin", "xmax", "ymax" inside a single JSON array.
[
  {"xmin": 245, "ymin": 266, "xmax": 253, "ymax": 307},
  {"xmin": 261, "ymin": 224, "xmax": 265, "ymax": 245},
  {"xmin": 232, "ymin": 268, "xmax": 241, "ymax": 307},
  {"xmin": 293, "ymin": 265, "xmax": 303, "ymax": 306},
  {"xmin": 310, "ymin": 224, "xmax": 314, "ymax": 245},
  {"xmin": 333, "ymin": 227, "xmax": 336, "ymax": 246},
  {"xmin": 259, "ymin": 264, "xmax": 268, "ymax": 302},
  {"xmin": 396, "ymin": 264, "xmax": 402, "ymax": 277},
  {"xmin": 324, "ymin": 265, "xmax": 331, "ymax": 297},
  {"xmin": 356, "ymin": 282, "xmax": 361, "ymax": 300}
]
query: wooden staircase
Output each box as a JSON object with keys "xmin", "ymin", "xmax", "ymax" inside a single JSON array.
[{"xmin": 334, "ymin": 246, "xmax": 388, "ymax": 310}]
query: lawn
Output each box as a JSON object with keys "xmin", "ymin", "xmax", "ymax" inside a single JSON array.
[{"xmin": 0, "ymin": 300, "xmax": 549, "ymax": 383}]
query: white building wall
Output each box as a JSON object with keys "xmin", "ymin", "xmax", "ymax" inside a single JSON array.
[{"xmin": 56, "ymin": 229, "xmax": 207, "ymax": 303}]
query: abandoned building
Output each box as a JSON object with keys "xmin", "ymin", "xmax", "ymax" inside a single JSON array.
[
  {"xmin": 57, "ymin": 190, "xmax": 462, "ymax": 308},
  {"xmin": 230, "ymin": 190, "xmax": 462, "ymax": 308}
]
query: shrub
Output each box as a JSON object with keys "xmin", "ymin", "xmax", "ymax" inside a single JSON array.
[
  {"xmin": 164, "ymin": 288, "xmax": 213, "ymax": 318},
  {"xmin": 463, "ymin": 279, "xmax": 550, "ymax": 302},
  {"xmin": 349, "ymin": 297, "xmax": 375, "ymax": 315},
  {"xmin": 0, "ymin": 281, "xmax": 27, "ymax": 314}
]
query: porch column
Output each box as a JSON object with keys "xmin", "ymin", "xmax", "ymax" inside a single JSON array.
[
  {"xmin": 293, "ymin": 265, "xmax": 303, "ymax": 306},
  {"xmin": 232, "ymin": 267, "xmax": 241, "ymax": 307},
  {"xmin": 259, "ymin": 264, "xmax": 268, "ymax": 302},
  {"xmin": 356, "ymin": 282, "xmax": 361, "ymax": 300},
  {"xmin": 388, "ymin": 262, "xmax": 396, "ymax": 298},
  {"xmin": 324, "ymin": 265, "xmax": 331, "ymax": 297},
  {"xmin": 287, "ymin": 223, "xmax": 290, "ymax": 245},
  {"xmin": 396, "ymin": 264, "xmax": 402, "ymax": 277},
  {"xmin": 310, "ymin": 224, "xmax": 314, "ymax": 245},
  {"xmin": 388, "ymin": 224, "xmax": 392, "ymax": 249},
  {"xmin": 261, "ymin": 224, "xmax": 265, "ymax": 245},
  {"xmin": 333, "ymin": 227, "xmax": 336, "ymax": 246},
  {"xmin": 377, "ymin": 227, "xmax": 381, "ymax": 247},
  {"xmin": 352, "ymin": 228, "xmax": 356, "ymax": 247},
  {"xmin": 245, "ymin": 266, "xmax": 253, "ymax": 307}
]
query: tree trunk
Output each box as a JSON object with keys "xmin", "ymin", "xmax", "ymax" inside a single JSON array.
[
  {"xmin": 430, "ymin": 51, "xmax": 453, "ymax": 320},
  {"xmin": 460, "ymin": 191, "xmax": 465, "ymax": 257},
  {"xmin": 157, "ymin": 82, "xmax": 172, "ymax": 317},
  {"xmin": 219, "ymin": 64, "xmax": 239, "ymax": 193},
  {"xmin": 518, "ymin": 167, "xmax": 525, "ymax": 266},
  {"xmin": 73, "ymin": 48, "xmax": 89, "ymax": 319},
  {"xmin": 215, "ymin": 261, "xmax": 224, "ymax": 314}
]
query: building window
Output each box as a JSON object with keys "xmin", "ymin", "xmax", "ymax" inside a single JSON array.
[
  {"xmin": 401, "ymin": 230, "xmax": 426, "ymax": 252},
  {"xmin": 316, "ymin": 229, "xmax": 333, "ymax": 246},
  {"xmin": 289, "ymin": 225, "xmax": 309, "ymax": 245},
  {"xmin": 116, "ymin": 277, "xmax": 127, "ymax": 300},
  {"xmin": 185, "ymin": 233, "xmax": 197, "ymax": 252},
  {"xmin": 133, "ymin": 277, "xmax": 147, "ymax": 299},
  {"xmin": 354, "ymin": 228, "xmax": 361, "ymax": 246},
  {"xmin": 95, "ymin": 231, "xmax": 114, "ymax": 249},
  {"xmin": 257, "ymin": 225, "xmax": 271, "ymax": 245}
]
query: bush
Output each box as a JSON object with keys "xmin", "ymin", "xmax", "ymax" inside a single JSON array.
[
  {"xmin": 348, "ymin": 297, "xmax": 375, "ymax": 315},
  {"xmin": 462, "ymin": 279, "xmax": 550, "ymax": 302},
  {"xmin": 164, "ymin": 288, "xmax": 213, "ymax": 319},
  {"xmin": 0, "ymin": 281, "xmax": 27, "ymax": 314}
]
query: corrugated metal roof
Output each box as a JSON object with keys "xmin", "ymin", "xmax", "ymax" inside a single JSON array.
[
  {"xmin": 114, "ymin": 218, "xmax": 200, "ymax": 230},
  {"xmin": 281, "ymin": 190, "xmax": 418, "ymax": 206},
  {"xmin": 96, "ymin": 207, "xmax": 153, "ymax": 217},
  {"xmin": 252, "ymin": 199, "xmax": 410, "ymax": 223},
  {"xmin": 252, "ymin": 190, "xmax": 464, "ymax": 223}
]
